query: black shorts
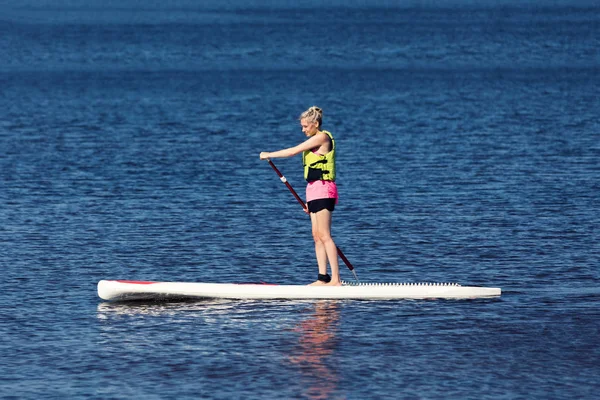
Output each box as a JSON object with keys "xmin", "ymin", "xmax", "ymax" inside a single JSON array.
[{"xmin": 307, "ymin": 198, "xmax": 336, "ymax": 213}]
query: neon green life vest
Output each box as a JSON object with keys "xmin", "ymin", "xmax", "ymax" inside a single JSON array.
[{"xmin": 302, "ymin": 130, "xmax": 336, "ymax": 182}]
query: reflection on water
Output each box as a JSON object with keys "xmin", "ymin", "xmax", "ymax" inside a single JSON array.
[
  {"xmin": 288, "ymin": 301, "xmax": 341, "ymax": 400},
  {"xmin": 96, "ymin": 299, "xmax": 330, "ymax": 320},
  {"xmin": 96, "ymin": 299, "xmax": 240, "ymax": 318},
  {"xmin": 96, "ymin": 299, "xmax": 344, "ymax": 398}
]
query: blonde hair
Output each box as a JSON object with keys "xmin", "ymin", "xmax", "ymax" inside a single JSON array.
[{"xmin": 299, "ymin": 106, "xmax": 323, "ymax": 128}]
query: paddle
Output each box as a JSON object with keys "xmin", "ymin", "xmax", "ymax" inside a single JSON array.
[{"xmin": 266, "ymin": 159, "xmax": 359, "ymax": 282}]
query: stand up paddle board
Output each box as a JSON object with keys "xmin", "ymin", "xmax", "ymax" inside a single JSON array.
[{"xmin": 97, "ymin": 280, "xmax": 501, "ymax": 301}]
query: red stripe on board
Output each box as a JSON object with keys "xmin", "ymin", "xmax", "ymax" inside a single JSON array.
[{"xmin": 115, "ymin": 280, "xmax": 158, "ymax": 285}]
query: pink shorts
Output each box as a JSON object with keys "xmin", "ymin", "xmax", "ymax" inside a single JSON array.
[{"xmin": 306, "ymin": 180, "xmax": 339, "ymax": 203}]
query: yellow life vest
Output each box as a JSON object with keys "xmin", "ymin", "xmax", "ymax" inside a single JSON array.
[{"xmin": 302, "ymin": 130, "xmax": 336, "ymax": 182}]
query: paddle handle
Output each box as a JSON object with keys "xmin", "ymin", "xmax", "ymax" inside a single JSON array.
[{"xmin": 266, "ymin": 159, "xmax": 357, "ymax": 273}]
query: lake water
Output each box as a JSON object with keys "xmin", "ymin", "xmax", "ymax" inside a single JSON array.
[{"xmin": 1, "ymin": 1, "xmax": 599, "ymax": 399}]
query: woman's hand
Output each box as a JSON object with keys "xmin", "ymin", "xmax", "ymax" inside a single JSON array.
[{"xmin": 259, "ymin": 152, "xmax": 270, "ymax": 160}]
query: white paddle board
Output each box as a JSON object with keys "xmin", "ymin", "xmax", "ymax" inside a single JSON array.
[{"xmin": 98, "ymin": 280, "xmax": 501, "ymax": 301}]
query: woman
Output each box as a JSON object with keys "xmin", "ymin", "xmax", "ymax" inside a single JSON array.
[{"xmin": 259, "ymin": 106, "xmax": 341, "ymax": 286}]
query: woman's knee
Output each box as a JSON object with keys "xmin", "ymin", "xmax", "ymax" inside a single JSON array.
[
  {"xmin": 312, "ymin": 230, "xmax": 322, "ymax": 243},
  {"xmin": 313, "ymin": 231, "xmax": 333, "ymax": 243}
]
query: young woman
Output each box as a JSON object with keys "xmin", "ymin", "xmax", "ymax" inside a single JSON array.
[{"xmin": 259, "ymin": 106, "xmax": 341, "ymax": 286}]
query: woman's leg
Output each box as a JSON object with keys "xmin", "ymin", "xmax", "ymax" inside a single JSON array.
[
  {"xmin": 314, "ymin": 209, "xmax": 341, "ymax": 286},
  {"xmin": 309, "ymin": 212, "xmax": 329, "ymax": 286}
]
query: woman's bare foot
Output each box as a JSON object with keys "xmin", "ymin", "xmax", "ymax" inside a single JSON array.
[
  {"xmin": 308, "ymin": 280, "xmax": 327, "ymax": 286},
  {"xmin": 326, "ymin": 280, "xmax": 342, "ymax": 286}
]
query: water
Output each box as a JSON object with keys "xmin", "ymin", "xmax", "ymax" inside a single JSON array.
[{"xmin": 1, "ymin": 1, "xmax": 599, "ymax": 399}]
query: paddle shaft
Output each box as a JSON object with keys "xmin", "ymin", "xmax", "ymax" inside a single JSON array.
[{"xmin": 266, "ymin": 159, "xmax": 358, "ymax": 277}]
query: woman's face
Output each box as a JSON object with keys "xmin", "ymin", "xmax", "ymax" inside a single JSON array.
[{"xmin": 301, "ymin": 118, "xmax": 319, "ymax": 137}]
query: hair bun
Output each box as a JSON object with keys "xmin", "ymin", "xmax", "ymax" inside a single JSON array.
[{"xmin": 300, "ymin": 106, "xmax": 324, "ymax": 127}]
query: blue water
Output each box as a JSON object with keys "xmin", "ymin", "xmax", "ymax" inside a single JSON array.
[{"xmin": 1, "ymin": 1, "xmax": 599, "ymax": 399}]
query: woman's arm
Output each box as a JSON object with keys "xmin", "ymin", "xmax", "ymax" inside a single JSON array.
[{"xmin": 259, "ymin": 132, "xmax": 328, "ymax": 160}]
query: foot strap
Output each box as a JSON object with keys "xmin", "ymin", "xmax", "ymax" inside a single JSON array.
[{"xmin": 318, "ymin": 274, "xmax": 331, "ymax": 283}]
